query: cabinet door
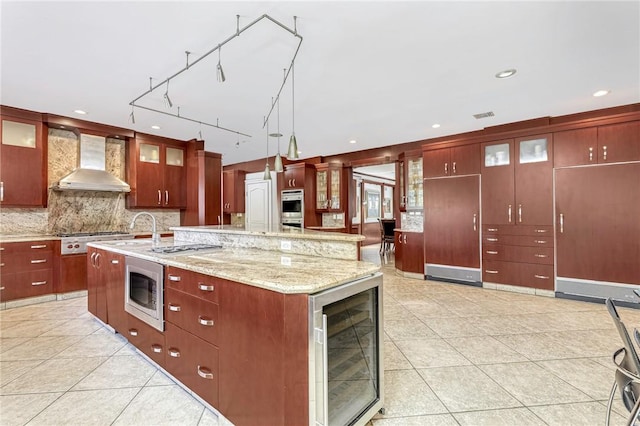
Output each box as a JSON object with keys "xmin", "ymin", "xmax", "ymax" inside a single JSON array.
[
  {"xmin": 0, "ymin": 117, "xmax": 46, "ymax": 207},
  {"xmin": 554, "ymin": 127, "xmax": 597, "ymax": 167},
  {"xmin": 316, "ymin": 168, "xmax": 328, "ymax": 209},
  {"xmin": 329, "ymin": 168, "xmax": 341, "ymax": 210},
  {"xmin": 481, "ymin": 140, "xmax": 515, "ymax": 225},
  {"xmin": 405, "ymin": 233, "xmax": 424, "ymax": 274},
  {"xmin": 164, "ymin": 146, "xmax": 185, "ymax": 208},
  {"xmin": 423, "ymin": 149, "xmax": 450, "ymax": 178},
  {"xmin": 136, "ymin": 142, "xmax": 164, "ymax": 207},
  {"xmin": 284, "ymin": 165, "xmax": 305, "ymax": 188},
  {"xmin": 405, "ymin": 156, "xmax": 423, "ymax": 209},
  {"xmin": 514, "ymin": 134, "xmax": 553, "ymax": 225},
  {"xmin": 105, "ymin": 252, "xmax": 126, "ymax": 334},
  {"xmin": 397, "ymin": 160, "xmax": 405, "ymax": 211},
  {"xmin": 597, "ymin": 121, "xmax": 640, "ymax": 164},
  {"xmin": 59, "ymin": 254, "xmax": 87, "ymax": 293},
  {"xmin": 222, "ymin": 170, "xmax": 245, "ymax": 213},
  {"xmin": 87, "ymin": 249, "xmax": 107, "ymax": 323},
  {"xmin": 451, "ymin": 144, "xmax": 480, "ymax": 176},
  {"xmin": 556, "ymin": 163, "xmax": 640, "ymax": 284},
  {"xmin": 394, "ymin": 231, "xmax": 403, "ymax": 271},
  {"xmin": 424, "ymin": 175, "xmax": 480, "ymax": 268}
]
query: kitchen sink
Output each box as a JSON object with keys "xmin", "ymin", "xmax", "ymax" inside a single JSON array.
[{"xmin": 150, "ymin": 243, "xmax": 222, "ymax": 254}]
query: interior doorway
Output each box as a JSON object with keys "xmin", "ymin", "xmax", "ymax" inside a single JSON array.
[{"xmin": 352, "ymin": 163, "xmax": 396, "ymax": 247}]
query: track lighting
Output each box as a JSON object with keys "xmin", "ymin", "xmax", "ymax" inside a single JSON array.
[
  {"xmin": 273, "ymin": 88, "xmax": 284, "ymax": 173},
  {"xmin": 287, "ymin": 54, "xmax": 299, "ymax": 159},
  {"xmin": 129, "ymin": 106, "xmax": 135, "ymax": 124},
  {"xmin": 263, "ymin": 116, "xmax": 271, "ymax": 180},
  {"xmin": 217, "ymin": 45, "xmax": 226, "ymax": 83},
  {"xmin": 164, "ymin": 81, "xmax": 173, "ymax": 108}
]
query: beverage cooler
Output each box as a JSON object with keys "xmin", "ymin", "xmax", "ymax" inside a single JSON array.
[{"xmin": 308, "ymin": 272, "xmax": 384, "ymax": 426}]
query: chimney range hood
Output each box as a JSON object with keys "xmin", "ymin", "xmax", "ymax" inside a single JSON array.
[{"xmin": 51, "ymin": 134, "xmax": 131, "ymax": 192}]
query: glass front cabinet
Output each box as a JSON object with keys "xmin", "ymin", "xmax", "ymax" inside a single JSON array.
[
  {"xmin": 316, "ymin": 163, "xmax": 342, "ymax": 211},
  {"xmin": 405, "ymin": 154, "xmax": 423, "ymax": 210}
]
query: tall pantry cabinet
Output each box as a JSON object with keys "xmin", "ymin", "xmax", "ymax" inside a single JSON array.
[{"xmin": 554, "ymin": 120, "xmax": 640, "ymax": 303}]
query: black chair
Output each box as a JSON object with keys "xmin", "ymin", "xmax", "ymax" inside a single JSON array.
[
  {"xmin": 605, "ymin": 297, "xmax": 640, "ymax": 426},
  {"xmin": 378, "ymin": 219, "xmax": 395, "ymax": 254}
]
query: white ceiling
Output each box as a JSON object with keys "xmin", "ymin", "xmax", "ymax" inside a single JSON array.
[{"xmin": 2, "ymin": 1, "xmax": 639, "ymax": 166}]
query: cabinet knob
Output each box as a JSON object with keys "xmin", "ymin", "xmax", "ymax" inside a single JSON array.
[
  {"xmin": 198, "ymin": 283, "xmax": 214, "ymax": 292},
  {"xmin": 603, "ymin": 145, "xmax": 607, "ymax": 161},
  {"xmin": 30, "ymin": 259, "xmax": 47, "ymax": 264},
  {"xmin": 589, "ymin": 147, "xmax": 594, "ymax": 162},
  {"xmin": 197, "ymin": 365, "xmax": 214, "ymax": 380},
  {"xmin": 485, "ymin": 270, "xmax": 499, "ymax": 274},
  {"xmin": 452, "ymin": 162, "xmax": 457, "ymax": 174},
  {"xmin": 0, "ymin": 181, "xmax": 3, "ymax": 202},
  {"xmin": 168, "ymin": 348, "xmax": 181, "ymax": 358},
  {"xmin": 31, "ymin": 244, "xmax": 47, "ymax": 249},
  {"xmin": 31, "ymin": 281, "xmax": 47, "ymax": 286},
  {"xmin": 165, "ymin": 190, "xmax": 169, "ymax": 205},
  {"xmin": 129, "ymin": 329, "xmax": 139, "ymax": 337},
  {"xmin": 168, "ymin": 304, "xmax": 181, "ymax": 312},
  {"xmin": 444, "ymin": 162, "xmax": 448, "ymax": 174},
  {"xmin": 534, "ymin": 254, "xmax": 548, "ymax": 258},
  {"xmin": 508, "ymin": 205, "xmax": 512, "ymax": 223},
  {"xmin": 486, "ymin": 237, "xmax": 499, "ymax": 242},
  {"xmin": 151, "ymin": 344, "xmax": 163, "ymax": 353},
  {"xmin": 157, "ymin": 190, "xmax": 162, "ymax": 205},
  {"xmin": 168, "ymin": 275, "xmax": 181, "ymax": 282},
  {"xmin": 534, "ymin": 274, "xmax": 550, "ymax": 280},
  {"xmin": 486, "ymin": 250, "xmax": 498, "ymax": 255},
  {"xmin": 198, "ymin": 316, "xmax": 215, "ymax": 327}
]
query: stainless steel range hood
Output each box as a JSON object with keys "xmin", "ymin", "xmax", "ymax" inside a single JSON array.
[{"xmin": 51, "ymin": 134, "xmax": 130, "ymax": 192}]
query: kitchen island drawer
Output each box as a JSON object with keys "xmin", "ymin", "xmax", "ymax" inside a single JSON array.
[
  {"xmin": 484, "ymin": 245, "xmax": 554, "ymax": 264},
  {"xmin": 482, "ymin": 260, "xmax": 519, "ymax": 285},
  {"xmin": 484, "ymin": 234, "xmax": 553, "ymax": 247},
  {"xmin": 165, "ymin": 287, "xmax": 219, "ymax": 346},
  {"xmin": 165, "ymin": 266, "xmax": 219, "ymax": 304},
  {"xmin": 165, "ymin": 322, "xmax": 219, "ymax": 407},
  {"xmin": 519, "ymin": 263, "xmax": 554, "ymax": 290},
  {"xmin": 126, "ymin": 314, "xmax": 166, "ymax": 367}
]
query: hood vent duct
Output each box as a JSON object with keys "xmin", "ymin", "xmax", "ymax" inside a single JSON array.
[{"xmin": 51, "ymin": 134, "xmax": 131, "ymax": 192}]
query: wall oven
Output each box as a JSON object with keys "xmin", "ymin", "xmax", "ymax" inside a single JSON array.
[
  {"xmin": 309, "ymin": 272, "xmax": 384, "ymax": 426},
  {"xmin": 125, "ymin": 256, "xmax": 164, "ymax": 332},
  {"xmin": 281, "ymin": 189, "xmax": 303, "ymax": 227}
]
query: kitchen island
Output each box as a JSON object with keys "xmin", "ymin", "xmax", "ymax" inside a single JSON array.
[{"xmin": 87, "ymin": 226, "xmax": 382, "ymax": 426}]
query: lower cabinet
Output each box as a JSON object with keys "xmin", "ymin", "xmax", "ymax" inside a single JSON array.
[
  {"xmin": 395, "ymin": 231, "xmax": 424, "ymax": 276},
  {"xmin": 126, "ymin": 313, "xmax": 166, "ymax": 367},
  {"xmin": 0, "ymin": 240, "xmax": 55, "ymax": 302},
  {"xmin": 482, "ymin": 225, "xmax": 554, "ymax": 290}
]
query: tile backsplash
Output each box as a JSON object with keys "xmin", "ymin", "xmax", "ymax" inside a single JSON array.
[{"xmin": 0, "ymin": 129, "xmax": 180, "ymax": 235}]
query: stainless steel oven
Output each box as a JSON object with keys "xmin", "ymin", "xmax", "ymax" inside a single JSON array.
[
  {"xmin": 281, "ymin": 189, "xmax": 303, "ymax": 227},
  {"xmin": 309, "ymin": 272, "xmax": 384, "ymax": 426},
  {"xmin": 125, "ymin": 256, "xmax": 164, "ymax": 332}
]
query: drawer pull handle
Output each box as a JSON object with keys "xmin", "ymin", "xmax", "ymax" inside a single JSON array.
[
  {"xmin": 0, "ymin": 263, "xmax": 4, "ymax": 267},
  {"xmin": 168, "ymin": 304, "xmax": 181, "ymax": 312},
  {"xmin": 534, "ymin": 254, "xmax": 548, "ymax": 258},
  {"xmin": 486, "ymin": 238, "xmax": 499, "ymax": 242},
  {"xmin": 111, "ymin": 259, "xmax": 119, "ymax": 264},
  {"xmin": 151, "ymin": 344, "xmax": 163, "ymax": 353},
  {"xmin": 198, "ymin": 316, "xmax": 215, "ymax": 327},
  {"xmin": 534, "ymin": 229, "xmax": 548, "ymax": 233},
  {"xmin": 168, "ymin": 348, "xmax": 181, "ymax": 358},
  {"xmin": 198, "ymin": 283, "xmax": 214, "ymax": 292},
  {"xmin": 534, "ymin": 240, "xmax": 547, "ymax": 244},
  {"xmin": 486, "ymin": 251, "xmax": 498, "ymax": 255},
  {"xmin": 0, "ymin": 286, "xmax": 4, "ymax": 290},
  {"xmin": 31, "ymin": 259, "xmax": 47, "ymax": 264},
  {"xmin": 534, "ymin": 274, "xmax": 550, "ymax": 279},
  {"xmin": 168, "ymin": 275, "xmax": 181, "ymax": 282},
  {"xmin": 129, "ymin": 329, "xmax": 138, "ymax": 337},
  {"xmin": 487, "ymin": 228, "xmax": 498, "ymax": 232},
  {"xmin": 31, "ymin": 281, "xmax": 47, "ymax": 286},
  {"xmin": 197, "ymin": 366, "xmax": 214, "ymax": 380},
  {"xmin": 30, "ymin": 244, "xmax": 47, "ymax": 249},
  {"xmin": 485, "ymin": 270, "xmax": 499, "ymax": 274},
  {"xmin": 0, "ymin": 247, "xmax": 4, "ymax": 251}
]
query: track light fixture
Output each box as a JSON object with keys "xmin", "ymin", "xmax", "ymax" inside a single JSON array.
[
  {"xmin": 129, "ymin": 106, "xmax": 135, "ymax": 124},
  {"xmin": 288, "ymin": 36, "xmax": 299, "ymax": 160},
  {"xmin": 217, "ymin": 45, "xmax": 226, "ymax": 83},
  {"xmin": 164, "ymin": 81, "xmax": 173, "ymax": 108},
  {"xmin": 273, "ymin": 89, "xmax": 284, "ymax": 173},
  {"xmin": 263, "ymin": 116, "xmax": 271, "ymax": 180}
]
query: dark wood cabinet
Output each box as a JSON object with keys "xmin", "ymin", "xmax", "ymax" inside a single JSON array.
[
  {"xmin": 222, "ymin": 169, "xmax": 245, "ymax": 213},
  {"xmin": 0, "ymin": 109, "xmax": 47, "ymax": 207},
  {"xmin": 423, "ymin": 175, "xmax": 480, "ymax": 270},
  {"xmin": 423, "ymin": 144, "xmax": 480, "ymax": 178},
  {"xmin": 554, "ymin": 121, "xmax": 640, "ymax": 167},
  {"xmin": 555, "ymin": 163, "xmax": 640, "ymax": 285},
  {"xmin": 87, "ymin": 247, "xmax": 108, "ymax": 323},
  {"xmin": 127, "ymin": 134, "xmax": 186, "ymax": 209},
  {"xmin": 282, "ymin": 163, "xmax": 307, "ymax": 189},
  {"xmin": 0, "ymin": 240, "xmax": 55, "ymax": 302},
  {"xmin": 103, "ymin": 252, "xmax": 126, "ymax": 334},
  {"xmin": 315, "ymin": 163, "xmax": 344, "ymax": 211},
  {"xmin": 394, "ymin": 231, "xmax": 424, "ymax": 275},
  {"xmin": 279, "ymin": 162, "xmax": 320, "ymax": 227},
  {"xmin": 58, "ymin": 254, "xmax": 87, "ymax": 293},
  {"xmin": 126, "ymin": 313, "xmax": 166, "ymax": 366}
]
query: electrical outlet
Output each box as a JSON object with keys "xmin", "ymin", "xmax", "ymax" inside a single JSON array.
[
  {"xmin": 281, "ymin": 256, "xmax": 292, "ymax": 266},
  {"xmin": 280, "ymin": 240, "xmax": 292, "ymax": 250}
]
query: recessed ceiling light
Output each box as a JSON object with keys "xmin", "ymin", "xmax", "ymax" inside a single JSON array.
[
  {"xmin": 151, "ymin": 125, "xmax": 161, "ymax": 130},
  {"xmin": 495, "ymin": 69, "xmax": 517, "ymax": 79},
  {"xmin": 349, "ymin": 140, "xmax": 357, "ymax": 144},
  {"xmin": 432, "ymin": 124, "xmax": 440, "ymax": 129},
  {"xmin": 593, "ymin": 90, "xmax": 610, "ymax": 97},
  {"xmin": 73, "ymin": 109, "xmax": 87, "ymax": 115}
]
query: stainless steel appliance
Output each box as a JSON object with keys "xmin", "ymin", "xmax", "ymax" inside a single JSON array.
[
  {"xmin": 125, "ymin": 256, "xmax": 164, "ymax": 332},
  {"xmin": 281, "ymin": 189, "xmax": 303, "ymax": 227},
  {"xmin": 59, "ymin": 231, "xmax": 134, "ymax": 255},
  {"xmin": 309, "ymin": 272, "xmax": 384, "ymax": 426}
]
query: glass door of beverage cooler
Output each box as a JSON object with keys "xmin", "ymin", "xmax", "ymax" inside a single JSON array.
[{"xmin": 310, "ymin": 273, "xmax": 383, "ymax": 426}]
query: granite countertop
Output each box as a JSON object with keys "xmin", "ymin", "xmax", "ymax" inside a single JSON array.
[
  {"xmin": 172, "ymin": 224, "xmax": 363, "ymax": 242},
  {"xmin": 89, "ymin": 238, "xmax": 380, "ymax": 295},
  {"xmin": 394, "ymin": 228, "xmax": 423, "ymax": 233},
  {"xmin": 306, "ymin": 226, "xmax": 347, "ymax": 230}
]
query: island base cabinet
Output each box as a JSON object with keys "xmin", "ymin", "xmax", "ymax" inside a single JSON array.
[
  {"xmin": 483, "ymin": 260, "xmax": 554, "ymax": 290},
  {"xmin": 126, "ymin": 314, "xmax": 166, "ymax": 367},
  {"xmin": 164, "ymin": 287, "xmax": 219, "ymax": 346},
  {"xmin": 165, "ymin": 322, "xmax": 219, "ymax": 407}
]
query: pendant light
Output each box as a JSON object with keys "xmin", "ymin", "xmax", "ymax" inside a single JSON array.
[
  {"xmin": 273, "ymin": 76, "xmax": 284, "ymax": 173},
  {"xmin": 263, "ymin": 116, "xmax": 271, "ymax": 180},
  {"xmin": 287, "ymin": 57, "xmax": 299, "ymax": 159}
]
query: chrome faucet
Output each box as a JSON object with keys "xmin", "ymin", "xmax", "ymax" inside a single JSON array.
[{"xmin": 130, "ymin": 212, "xmax": 160, "ymax": 246}]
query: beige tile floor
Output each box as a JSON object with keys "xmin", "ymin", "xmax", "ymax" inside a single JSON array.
[{"xmin": 1, "ymin": 245, "xmax": 639, "ymax": 426}]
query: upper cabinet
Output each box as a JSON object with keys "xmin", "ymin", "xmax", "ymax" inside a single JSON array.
[
  {"xmin": 399, "ymin": 151, "xmax": 423, "ymax": 211},
  {"xmin": 423, "ymin": 144, "xmax": 480, "ymax": 178},
  {"xmin": 315, "ymin": 163, "xmax": 343, "ymax": 211},
  {"xmin": 127, "ymin": 134, "xmax": 186, "ymax": 209},
  {"xmin": 481, "ymin": 134, "xmax": 553, "ymax": 226},
  {"xmin": 0, "ymin": 109, "xmax": 48, "ymax": 207},
  {"xmin": 222, "ymin": 169, "xmax": 245, "ymax": 213},
  {"xmin": 282, "ymin": 163, "xmax": 307, "ymax": 189},
  {"xmin": 554, "ymin": 121, "xmax": 640, "ymax": 167}
]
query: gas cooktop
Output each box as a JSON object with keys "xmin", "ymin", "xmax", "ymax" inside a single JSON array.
[
  {"xmin": 57, "ymin": 231, "xmax": 130, "ymax": 238},
  {"xmin": 150, "ymin": 244, "xmax": 222, "ymax": 254}
]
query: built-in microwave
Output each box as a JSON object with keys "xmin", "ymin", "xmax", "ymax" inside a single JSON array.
[
  {"xmin": 281, "ymin": 189, "xmax": 304, "ymax": 227},
  {"xmin": 125, "ymin": 256, "xmax": 164, "ymax": 332}
]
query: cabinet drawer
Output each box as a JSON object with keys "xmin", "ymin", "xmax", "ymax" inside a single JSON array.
[
  {"xmin": 165, "ymin": 322, "xmax": 219, "ymax": 407},
  {"xmin": 165, "ymin": 267, "xmax": 219, "ymax": 304},
  {"xmin": 0, "ymin": 240, "xmax": 54, "ymax": 253},
  {"xmin": 484, "ymin": 235, "xmax": 553, "ymax": 247},
  {"xmin": 2, "ymin": 269, "xmax": 54, "ymax": 301},
  {"xmin": 126, "ymin": 314, "xmax": 166, "ymax": 366},
  {"xmin": 165, "ymin": 287, "xmax": 218, "ymax": 346},
  {"xmin": 482, "ymin": 260, "xmax": 519, "ymax": 285},
  {"xmin": 511, "ymin": 246, "xmax": 554, "ymax": 264},
  {"xmin": 482, "ymin": 244, "xmax": 508, "ymax": 261},
  {"xmin": 483, "ymin": 225, "xmax": 553, "ymax": 236},
  {"xmin": 519, "ymin": 263, "xmax": 554, "ymax": 290}
]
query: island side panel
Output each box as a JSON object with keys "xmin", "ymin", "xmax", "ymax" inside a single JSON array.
[
  {"xmin": 283, "ymin": 293, "xmax": 310, "ymax": 425},
  {"xmin": 218, "ymin": 278, "xmax": 309, "ymax": 426}
]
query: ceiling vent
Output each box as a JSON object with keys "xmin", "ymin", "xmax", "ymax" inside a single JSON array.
[{"xmin": 473, "ymin": 111, "xmax": 495, "ymax": 119}]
